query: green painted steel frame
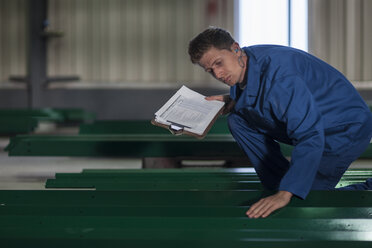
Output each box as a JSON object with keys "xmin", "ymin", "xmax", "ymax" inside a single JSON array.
[
  {"xmin": 79, "ymin": 118, "xmax": 229, "ymax": 135},
  {"xmin": 1, "ymin": 190, "xmax": 372, "ymax": 247},
  {"xmin": 0, "ymin": 117, "xmax": 39, "ymax": 135},
  {"xmin": 5, "ymin": 133, "xmax": 372, "ymax": 158},
  {"xmin": 0, "ymin": 108, "xmax": 95, "ymax": 135},
  {"xmin": 45, "ymin": 168, "xmax": 372, "ymax": 190},
  {"xmin": 5, "ymin": 134, "xmax": 244, "ymax": 157}
]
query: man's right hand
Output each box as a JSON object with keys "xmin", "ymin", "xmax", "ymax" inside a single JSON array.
[{"xmin": 205, "ymin": 95, "xmax": 235, "ymax": 115}]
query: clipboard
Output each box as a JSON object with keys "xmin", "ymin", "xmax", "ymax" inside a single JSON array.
[{"xmin": 151, "ymin": 107, "xmax": 223, "ymax": 139}]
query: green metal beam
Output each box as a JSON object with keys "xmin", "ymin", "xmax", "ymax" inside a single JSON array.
[
  {"xmin": 79, "ymin": 118, "xmax": 229, "ymax": 135},
  {"xmin": 0, "ymin": 236, "xmax": 371, "ymax": 248},
  {"xmin": 46, "ymin": 179, "xmax": 263, "ymax": 190},
  {"xmin": 5, "ymin": 133, "xmax": 372, "ymax": 158},
  {"xmin": 1, "ymin": 190, "xmax": 372, "ymax": 247},
  {"xmin": 1, "ymin": 190, "xmax": 372, "ymax": 207},
  {"xmin": 52, "ymin": 108, "xmax": 96, "ymax": 123},
  {"xmin": 5, "ymin": 134, "xmax": 244, "ymax": 157},
  {"xmin": 0, "ymin": 108, "xmax": 95, "ymax": 135},
  {"xmin": 1, "ymin": 189, "xmax": 372, "ymax": 247},
  {"xmin": 0, "ymin": 117, "xmax": 39, "ymax": 135},
  {"xmin": 0, "ymin": 108, "xmax": 64, "ymax": 120},
  {"xmin": 0, "ymin": 109, "xmax": 63, "ymax": 135},
  {"xmin": 45, "ymin": 168, "xmax": 372, "ymax": 190}
]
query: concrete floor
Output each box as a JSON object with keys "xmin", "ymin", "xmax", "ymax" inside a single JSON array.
[{"xmin": 0, "ymin": 136, "xmax": 141, "ymax": 190}]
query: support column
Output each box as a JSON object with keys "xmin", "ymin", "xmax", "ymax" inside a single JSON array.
[{"xmin": 27, "ymin": 0, "xmax": 47, "ymax": 108}]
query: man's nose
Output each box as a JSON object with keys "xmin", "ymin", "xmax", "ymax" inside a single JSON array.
[{"xmin": 214, "ymin": 68, "xmax": 224, "ymax": 80}]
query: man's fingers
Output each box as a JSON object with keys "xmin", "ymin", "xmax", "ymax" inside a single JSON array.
[
  {"xmin": 261, "ymin": 205, "xmax": 280, "ymax": 218},
  {"xmin": 205, "ymin": 95, "xmax": 234, "ymax": 115},
  {"xmin": 252, "ymin": 201, "xmax": 273, "ymax": 218},
  {"xmin": 246, "ymin": 199, "xmax": 262, "ymax": 216},
  {"xmin": 246, "ymin": 191, "xmax": 292, "ymax": 218},
  {"xmin": 247, "ymin": 199, "xmax": 276, "ymax": 218},
  {"xmin": 205, "ymin": 95, "xmax": 225, "ymax": 102},
  {"xmin": 246, "ymin": 199, "xmax": 267, "ymax": 218}
]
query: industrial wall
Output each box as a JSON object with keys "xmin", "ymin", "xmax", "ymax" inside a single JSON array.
[
  {"xmin": 308, "ymin": 0, "xmax": 372, "ymax": 82},
  {"xmin": 0, "ymin": 0, "xmax": 234, "ymax": 85},
  {"xmin": 0, "ymin": 0, "xmax": 371, "ymax": 120}
]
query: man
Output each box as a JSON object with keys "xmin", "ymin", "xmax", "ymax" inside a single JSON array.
[{"xmin": 188, "ymin": 27, "xmax": 372, "ymax": 218}]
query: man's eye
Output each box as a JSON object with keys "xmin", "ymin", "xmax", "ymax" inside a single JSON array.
[{"xmin": 215, "ymin": 61, "xmax": 222, "ymax": 66}]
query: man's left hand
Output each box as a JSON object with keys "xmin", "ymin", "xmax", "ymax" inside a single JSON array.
[{"xmin": 246, "ymin": 191, "xmax": 293, "ymax": 218}]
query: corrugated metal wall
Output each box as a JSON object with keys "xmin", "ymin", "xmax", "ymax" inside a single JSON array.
[
  {"xmin": 1, "ymin": 0, "xmax": 372, "ymax": 85},
  {"xmin": 308, "ymin": 0, "xmax": 372, "ymax": 81},
  {"xmin": 0, "ymin": 0, "xmax": 234, "ymax": 86},
  {"xmin": 47, "ymin": 0, "xmax": 234, "ymax": 85},
  {"xmin": 0, "ymin": 0, "xmax": 27, "ymax": 83}
]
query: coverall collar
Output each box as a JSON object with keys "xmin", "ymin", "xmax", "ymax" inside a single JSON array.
[
  {"xmin": 243, "ymin": 47, "xmax": 261, "ymax": 98},
  {"xmin": 231, "ymin": 47, "xmax": 261, "ymax": 107}
]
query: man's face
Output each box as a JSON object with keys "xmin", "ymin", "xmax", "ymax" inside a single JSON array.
[{"xmin": 198, "ymin": 45, "xmax": 245, "ymax": 86}]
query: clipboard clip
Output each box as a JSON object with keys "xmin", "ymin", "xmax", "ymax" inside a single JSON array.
[{"xmin": 167, "ymin": 121, "xmax": 191, "ymax": 136}]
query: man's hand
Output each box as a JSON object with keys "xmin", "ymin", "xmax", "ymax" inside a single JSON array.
[
  {"xmin": 205, "ymin": 95, "xmax": 235, "ymax": 115},
  {"xmin": 246, "ymin": 191, "xmax": 293, "ymax": 218}
]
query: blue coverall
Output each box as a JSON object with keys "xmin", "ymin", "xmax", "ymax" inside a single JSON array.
[{"xmin": 228, "ymin": 45, "xmax": 372, "ymax": 199}]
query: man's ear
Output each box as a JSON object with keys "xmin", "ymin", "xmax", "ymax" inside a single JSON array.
[{"xmin": 231, "ymin": 42, "xmax": 240, "ymax": 53}]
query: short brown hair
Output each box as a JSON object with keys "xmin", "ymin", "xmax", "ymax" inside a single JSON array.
[{"xmin": 188, "ymin": 27, "xmax": 235, "ymax": 64}]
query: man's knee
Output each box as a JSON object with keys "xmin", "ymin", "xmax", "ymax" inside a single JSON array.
[
  {"xmin": 227, "ymin": 113, "xmax": 249, "ymax": 136},
  {"xmin": 227, "ymin": 113, "xmax": 239, "ymax": 129}
]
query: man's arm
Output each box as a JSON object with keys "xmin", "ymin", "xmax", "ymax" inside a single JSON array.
[
  {"xmin": 227, "ymin": 113, "xmax": 292, "ymax": 218},
  {"xmin": 244, "ymin": 75, "xmax": 325, "ymax": 218},
  {"xmin": 205, "ymin": 95, "xmax": 235, "ymax": 115},
  {"xmin": 246, "ymin": 75, "xmax": 325, "ymax": 218},
  {"xmin": 272, "ymin": 76, "xmax": 325, "ymax": 200}
]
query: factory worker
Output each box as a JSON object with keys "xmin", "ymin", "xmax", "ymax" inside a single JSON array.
[{"xmin": 188, "ymin": 27, "xmax": 372, "ymax": 218}]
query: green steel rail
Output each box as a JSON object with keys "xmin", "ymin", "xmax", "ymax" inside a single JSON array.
[
  {"xmin": 5, "ymin": 134, "xmax": 242, "ymax": 157},
  {"xmin": 0, "ymin": 108, "xmax": 64, "ymax": 119},
  {"xmin": 1, "ymin": 190, "xmax": 372, "ymax": 209},
  {"xmin": 46, "ymin": 169, "xmax": 263, "ymax": 190},
  {"xmin": 0, "ymin": 108, "xmax": 95, "ymax": 135},
  {"xmin": 0, "ymin": 108, "xmax": 95, "ymax": 122},
  {"xmin": 1, "ymin": 190, "xmax": 372, "ymax": 247},
  {"xmin": 79, "ymin": 118, "xmax": 229, "ymax": 135},
  {"xmin": 78, "ymin": 104, "xmax": 371, "ymax": 135},
  {"xmin": 0, "ymin": 117, "xmax": 39, "ymax": 135},
  {"xmin": 77, "ymin": 118, "xmax": 371, "ymax": 160},
  {"xmin": 52, "ymin": 108, "xmax": 96, "ymax": 123},
  {"xmin": 0, "ymin": 109, "xmax": 63, "ymax": 135},
  {"xmin": 5, "ymin": 133, "xmax": 372, "ymax": 158},
  {"xmin": 45, "ymin": 168, "xmax": 372, "ymax": 190}
]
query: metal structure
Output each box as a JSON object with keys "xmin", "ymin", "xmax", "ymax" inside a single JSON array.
[
  {"xmin": 0, "ymin": 108, "xmax": 95, "ymax": 135},
  {"xmin": 45, "ymin": 168, "xmax": 371, "ymax": 190},
  {"xmin": 5, "ymin": 127, "xmax": 372, "ymax": 159},
  {"xmin": 1, "ymin": 168, "xmax": 372, "ymax": 247}
]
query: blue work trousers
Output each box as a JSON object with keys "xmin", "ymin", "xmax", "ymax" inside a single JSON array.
[{"xmin": 228, "ymin": 113, "xmax": 371, "ymax": 194}]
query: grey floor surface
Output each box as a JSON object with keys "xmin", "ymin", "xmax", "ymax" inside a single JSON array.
[{"xmin": 0, "ymin": 134, "xmax": 141, "ymax": 190}]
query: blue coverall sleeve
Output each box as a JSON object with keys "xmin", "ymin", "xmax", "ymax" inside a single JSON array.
[{"xmin": 270, "ymin": 75, "xmax": 325, "ymax": 199}]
